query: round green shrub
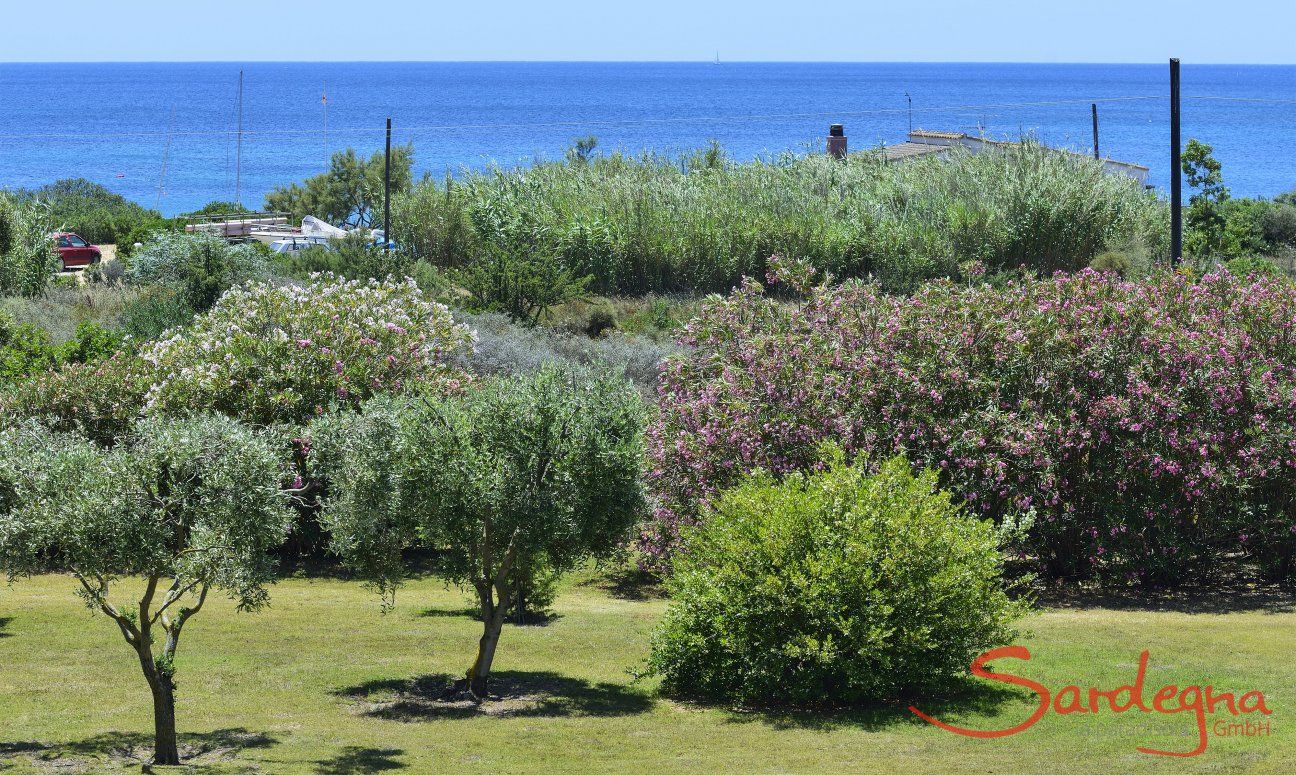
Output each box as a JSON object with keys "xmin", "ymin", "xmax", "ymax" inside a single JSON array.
[
  {"xmin": 1224, "ymin": 255, "xmax": 1281, "ymax": 279},
  {"xmin": 128, "ymin": 231, "xmax": 269, "ymax": 311},
  {"xmin": 647, "ymin": 452, "xmax": 1026, "ymax": 706},
  {"xmin": 118, "ymin": 285, "xmax": 197, "ymax": 341}
]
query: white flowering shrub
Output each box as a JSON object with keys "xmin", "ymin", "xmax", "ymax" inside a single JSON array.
[{"xmin": 144, "ymin": 273, "xmax": 473, "ymax": 426}]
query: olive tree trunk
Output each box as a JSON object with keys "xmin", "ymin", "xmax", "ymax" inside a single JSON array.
[
  {"xmin": 149, "ymin": 673, "xmax": 180, "ymax": 765},
  {"xmin": 132, "ymin": 642, "xmax": 180, "ymax": 765},
  {"xmin": 465, "ymin": 582, "xmax": 512, "ymax": 698}
]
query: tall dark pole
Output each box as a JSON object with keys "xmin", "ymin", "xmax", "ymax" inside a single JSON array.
[
  {"xmin": 383, "ymin": 117, "xmax": 392, "ymax": 248},
  {"xmin": 905, "ymin": 92, "xmax": 912, "ymax": 135},
  {"xmin": 1170, "ymin": 58, "xmax": 1182, "ymax": 264},
  {"xmin": 1091, "ymin": 103, "xmax": 1100, "ymax": 160}
]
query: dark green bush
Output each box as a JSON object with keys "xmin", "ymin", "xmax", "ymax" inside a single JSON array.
[
  {"xmin": 647, "ymin": 453, "xmax": 1025, "ymax": 706},
  {"xmin": 460, "ymin": 245, "xmax": 590, "ymax": 325},
  {"xmin": 57, "ymin": 320, "xmax": 126, "ymax": 364},
  {"xmin": 0, "ymin": 312, "xmax": 124, "ymax": 386},
  {"xmin": 1261, "ymin": 204, "xmax": 1296, "ymax": 248},
  {"xmin": 117, "ymin": 284, "xmax": 196, "ymax": 341},
  {"xmin": 584, "ymin": 308, "xmax": 617, "ymax": 338},
  {"xmin": 183, "ymin": 201, "xmax": 251, "ymax": 218},
  {"xmin": 114, "ymin": 219, "xmax": 175, "ymax": 261},
  {"xmin": 0, "ymin": 311, "xmax": 54, "ymax": 384},
  {"xmin": 0, "ymin": 196, "xmax": 14, "ymax": 256},
  {"xmin": 12, "ymin": 179, "xmax": 161, "ymax": 245},
  {"xmin": 272, "ymin": 233, "xmax": 411, "ymax": 281},
  {"xmin": 128, "ymin": 231, "xmax": 268, "ymax": 312},
  {"xmin": 1224, "ymin": 255, "xmax": 1282, "ymax": 278}
]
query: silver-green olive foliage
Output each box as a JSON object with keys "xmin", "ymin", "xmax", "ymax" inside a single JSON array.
[
  {"xmin": 309, "ymin": 366, "xmax": 645, "ymax": 696},
  {"xmin": 0, "ymin": 415, "xmax": 293, "ymax": 765}
]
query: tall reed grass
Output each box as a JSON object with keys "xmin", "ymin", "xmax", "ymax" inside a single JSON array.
[{"xmin": 394, "ymin": 143, "xmax": 1168, "ymax": 295}]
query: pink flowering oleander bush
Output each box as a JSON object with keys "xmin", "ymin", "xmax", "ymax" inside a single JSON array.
[
  {"xmin": 0, "ymin": 351, "xmax": 150, "ymax": 447},
  {"xmin": 144, "ymin": 273, "xmax": 473, "ymax": 427},
  {"xmin": 645, "ymin": 267, "xmax": 1296, "ymax": 584}
]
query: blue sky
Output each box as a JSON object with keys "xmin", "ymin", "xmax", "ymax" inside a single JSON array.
[{"xmin": 7, "ymin": 0, "xmax": 1294, "ymax": 63}]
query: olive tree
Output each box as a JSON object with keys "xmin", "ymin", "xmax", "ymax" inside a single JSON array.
[
  {"xmin": 0, "ymin": 415, "xmax": 293, "ymax": 765},
  {"xmin": 309, "ymin": 366, "xmax": 645, "ymax": 698}
]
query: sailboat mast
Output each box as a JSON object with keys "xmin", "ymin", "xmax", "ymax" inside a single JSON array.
[
  {"xmin": 322, "ymin": 80, "xmax": 329, "ymax": 167},
  {"xmin": 156, "ymin": 104, "xmax": 176, "ymax": 211},
  {"xmin": 235, "ymin": 69, "xmax": 244, "ymax": 208}
]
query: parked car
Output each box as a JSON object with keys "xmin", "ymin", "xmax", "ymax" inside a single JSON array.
[
  {"xmin": 270, "ymin": 235, "xmax": 332, "ymax": 255},
  {"xmin": 54, "ymin": 232, "xmax": 102, "ymax": 270}
]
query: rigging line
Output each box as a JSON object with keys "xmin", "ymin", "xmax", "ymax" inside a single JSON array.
[
  {"xmin": 0, "ymin": 95, "xmax": 1169, "ymax": 141},
  {"xmin": 1184, "ymin": 95, "xmax": 1296, "ymax": 106}
]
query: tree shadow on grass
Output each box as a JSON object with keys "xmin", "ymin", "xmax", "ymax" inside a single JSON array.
[
  {"xmin": 1031, "ymin": 579, "xmax": 1296, "ymax": 615},
  {"xmin": 415, "ymin": 606, "xmax": 561, "ymax": 627},
  {"xmin": 703, "ymin": 679, "xmax": 1028, "ymax": 733},
  {"xmin": 579, "ymin": 566, "xmax": 668, "ymax": 602},
  {"xmin": 0, "ymin": 727, "xmax": 278, "ymax": 770},
  {"xmin": 335, "ymin": 671, "xmax": 653, "ymax": 721},
  {"xmin": 416, "ymin": 606, "xmax": 480, "ymax": 620},
  {"xmin": 0, "ymin": 616, "xmax": 12, "ymax": 638},
  {"xmin": 315, "ymin": 746, "xmax": 407, "ymax": 773}
]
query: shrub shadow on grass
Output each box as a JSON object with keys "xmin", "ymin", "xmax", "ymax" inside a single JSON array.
[
  {"xmin": 315, "ymin": 746, "xmax": 407, "ymax": 773},
  {"xmin": 702, "ymin": 680, "xmax": 1027, "ymax": 733},
  {"xmin": 0, "ymin": 727, "xmax": 278, "ymax": 770},
  {"xmin": 1032, "ymin": 579, "xmax": 1296, "ymax": 615},
  {"xmin": 335, "ymin": 671, "xmax": 653, "ymax": 721},
  {"xmin": 579, "ymin": 566, "xmax": 668, "ymax": 601}
]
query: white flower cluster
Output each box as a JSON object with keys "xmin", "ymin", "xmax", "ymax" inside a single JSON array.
[{"xmin": 144, "ymin": 273, "xmax": 473, "ymax": 424}]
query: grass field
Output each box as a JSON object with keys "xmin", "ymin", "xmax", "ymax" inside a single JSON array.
[{"xmin": 0, "ymin": 571, "xmax": 1291, "ymax": 773}]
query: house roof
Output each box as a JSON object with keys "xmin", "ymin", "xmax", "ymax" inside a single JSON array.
[
  {"xmin": 900, "ymin": 129, "xmax": 1150, "ymax": 172},
  {"xmin": 877, "ymin": 142, "xmax": 950, "ymax": 162},
  {"xmin": 909, "ymin": 129, "xmax": 968, "ymax": 141}
]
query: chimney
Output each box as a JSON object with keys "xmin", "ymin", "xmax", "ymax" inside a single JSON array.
[{"xmin": 827, "ymin": 124, "xmax": 847, "ymax": 159}]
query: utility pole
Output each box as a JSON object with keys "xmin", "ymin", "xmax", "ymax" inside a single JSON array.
[
  {"xmin": 1091, "ymin": 103, "xmax": 1100, "ymax": 160},
  {"xmin": 383, "ymin": 117, "xmax": 392, "ymax": 247},
  {"xmin": 235, "ymin": 69, "xmax": 244, "ymax": 209},
  {"xmin": 905, "ymin": 92, "xmax": 913, "ymax": 135},
  {"xmin": 1170, "ymin": 58, "xmax": 1182, "ymax": 264}
]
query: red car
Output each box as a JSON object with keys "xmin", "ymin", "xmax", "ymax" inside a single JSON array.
[{"xmin": 54, "ymin": 232, "xmax": 102, "ymax": 270}]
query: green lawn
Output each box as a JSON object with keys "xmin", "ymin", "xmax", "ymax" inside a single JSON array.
[{"xmin": 0, "ymin": 572, "xmax": 1291, "ymax": 773}]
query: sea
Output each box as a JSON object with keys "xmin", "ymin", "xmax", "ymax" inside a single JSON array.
[{"xmin": 1, "ymin": 62, "xmax": 1294, "ymax": 217}]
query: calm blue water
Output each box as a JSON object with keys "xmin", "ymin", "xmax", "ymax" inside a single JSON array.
[{"xmin": 1, "ymin": 62, "xmax": 1294, "ymax": 217}]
